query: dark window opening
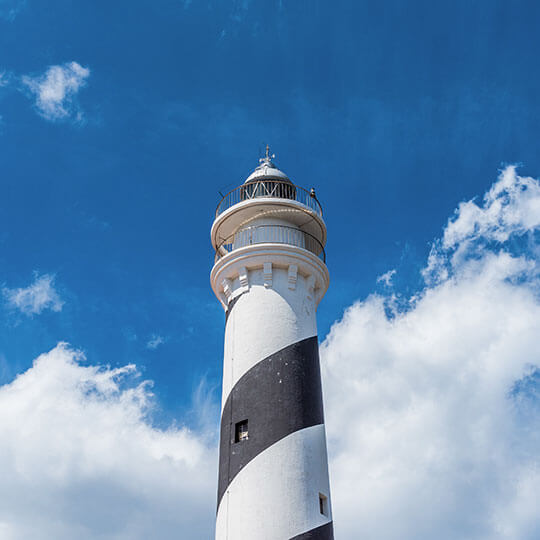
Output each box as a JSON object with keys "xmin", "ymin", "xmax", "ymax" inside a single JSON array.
[
  {"xmin": 235, "ymin": 420, "xmax": 249, "ymax": 443},
  {"xmin": 319, "ymin": 493, "xmax": 328, "ymax": 516}
]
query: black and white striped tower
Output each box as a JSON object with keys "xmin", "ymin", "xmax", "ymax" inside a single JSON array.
[{"xmin": 211, "ymin": 147, "xmax": 334, "ymax": 540}]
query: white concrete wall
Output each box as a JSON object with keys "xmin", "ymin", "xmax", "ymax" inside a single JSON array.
[
  {"xmin": 221, "ymin": 266, "xmax": 318, "ymax": 407},
  {"xmin": 212, "ymin": 200, "xmax": 333, "ymax": 540},
  {"xmin": 215, "ymin": 424, "xmax": 332, "ymax": 540}
]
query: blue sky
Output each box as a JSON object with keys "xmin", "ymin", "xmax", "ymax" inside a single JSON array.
[
  {"xmin": 1, "ymin": 0, "xmax": 539, "ymax": 415},
  {"xmin": 1, "ymin": 1, "xmax": 540, "ymax": 538}
]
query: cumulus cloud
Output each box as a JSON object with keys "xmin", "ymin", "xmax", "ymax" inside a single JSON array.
[
  {"xmin": 443, "ymin": 165, "xmax": 540, "ymax": 248},
  {"xmin": 376, "ymin": 268, "xmax": 396, "ymax": 286},
  {"xmin": 146, "ymin": 334, "xmax": 166, "ymax": 350},
  {"xmin": 2, "ymin": 166, "xmax": 539, "ymax": 539},
  {"xmin": 423, "ymin": 166, "xmax": 540, "ymax": 285},
  {"xmin": 3, "ymin": 273, "xmax": 64, "ymax": 315},
  {"xmin": 321, "ymin": 166, "xmax": 540, "ymax": 539},
  {"xmin": 21, "ymin": 61, "xmax": 90, "ymax": 122},
  {"xmin": 0, "ymin": 344, "xmax": 216, "ymax": 539}
]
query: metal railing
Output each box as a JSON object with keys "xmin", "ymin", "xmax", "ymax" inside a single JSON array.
[
  {"xmin": 216, "ymin": 180, "xmax": 323, "ymax": 218},
  {"xmin": 216, "ymin": 224, "xmax": 325, "ymax": 262}
]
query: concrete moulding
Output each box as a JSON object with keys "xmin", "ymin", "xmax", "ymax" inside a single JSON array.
[
  {"xmin": 210, "ymin": 244, "xmax": 330, "ymax": 310},
  {"xmin": 263, "ymin": 262, "xmax": 273, "ymax": 288},
  {"xmin": 238, "ymin": 266, "xmax": 249, "ymax": 291},
  {"xmin": 222, "ymin": 278, "xmax": 233, "ymax": 300},
  {"xmin": 211, "ymin": 198, "xmax": 327, "ymax": 248},
  {"xmin": 288, "ymin": 264, "xmax": 298, "ymax": 290}
]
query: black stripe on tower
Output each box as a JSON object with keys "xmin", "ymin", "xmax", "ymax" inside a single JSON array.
[
  {"xmin": 217, "ymin": 335, "xmax": 325, "ymax": 509},
  {"xmin": 289, "ymin": 522, "xmax": 335, "ymax": 539}
]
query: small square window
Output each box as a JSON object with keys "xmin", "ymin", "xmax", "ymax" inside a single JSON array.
[
  {"xmin": 235, "ymin": 420, "xmax": 248, "ymax": 443},
  {"xmin": 319, "ymin": 493, "xmax": 328, "ymax": 516}
]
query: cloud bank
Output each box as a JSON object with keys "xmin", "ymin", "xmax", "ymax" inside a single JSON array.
[
  {"xmin": 0, "ymin": 166, "xmax": 538, "ymax": 538},
  {"xmin": 21, "ymin": 61, "xmax": 90, "ymax": 122},
  {"xmin": 321, "ymin": 166, "xmax": 540, "ymax": 539},
  {"xmin": 0, "ymin": 344, "xmax": 216, "ymax": 539},
  {"xmin": 3, "ymin": 273, "xmax": 63, "ymax": 315}
]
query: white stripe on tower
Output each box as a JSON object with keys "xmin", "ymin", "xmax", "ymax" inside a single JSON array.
[
  {"xmin": 216, "ymin": 424, "xmax": 332, "ymax": 539},
  {"xmin": 210, "ymin": 150, "xmax": 334, "ymax": 539},
  {"xmin": 221, "ymin": 263, "xmax": 318, "ymax": 407}
]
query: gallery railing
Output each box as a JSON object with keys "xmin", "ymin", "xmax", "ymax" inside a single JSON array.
[
  {"xmin": 215, "ymin": 224, "xmax": 325, "ymax": 262},
  {"xmin": 216, "ymin": 180, "xmax": 323, "ymax": 218}
]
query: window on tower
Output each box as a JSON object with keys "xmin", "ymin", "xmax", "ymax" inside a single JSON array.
[
  {"xmin": 234, "ymin": 420, "xmax": 249, "ymax": 443},
  {"xmin": 319, "ymin": 493, "xmax": 328, "ymax": 516}
]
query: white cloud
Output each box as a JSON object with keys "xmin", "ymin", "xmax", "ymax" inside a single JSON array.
[
  {"xmin": 3, "ymin": 273, "xmax": 64, "ymax": 315},
  {"xmin": 21, "ymin": 61, "xmax": 90, "ymax": 122},
  {"xmin": 0, "ymin": 71, "xmax": 11, "ymax": 87},
  {"xmin": 376, "ymin": 268, "xmax": 396, "ymax": 286},
  {"xmin": 321, "ymin": 166, "xmax": 540, "ymax": 539},
  {"xmin": 0, "ymin": 0, "xmax": 25, "ymax": 21},
  {"xmin": 423, "ymin": 166, "xmax": 540, "ymax": 285},
  {"xmin": 0, "ymin": 343, "xmax": 216, "ymax": 539},
  {"xmin": 443, "ymin": 166, "xmax": 540, "ymax": 249},
  {"xmin": 1, "ymin": 166, "xmax": 539, "ymax": 539},
  {"xmin": 146, "ymin": 334, "xmax": 166, "ymax": 350}
]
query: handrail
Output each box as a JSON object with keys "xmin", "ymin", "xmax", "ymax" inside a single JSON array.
[
  {"xmin": 215, "ymin": 224, "xmax": 325, "ymax": 262},
  {"xmin": 215, "ymin": 180, "xmax": 323, "ymax": 218}
]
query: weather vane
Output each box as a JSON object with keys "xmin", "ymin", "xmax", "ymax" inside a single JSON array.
[{"xmin": 260, "ymin": 144, "xmax": 275, "ymax": 163}]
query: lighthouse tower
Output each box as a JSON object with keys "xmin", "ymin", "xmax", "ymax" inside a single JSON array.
[{"xmin": 211, "ymin": 148, "xmax": 334, "ymax": 540}]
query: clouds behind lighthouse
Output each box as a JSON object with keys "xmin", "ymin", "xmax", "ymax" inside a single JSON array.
[
  {"xmin": 0, "ymin": 344, "xmax": 216, "ymax": 539},
  {"xmin": 321, "ymin": 166, "xmax": 540, "ymax": 539},
  {"xmin": 0, "ymin": 166, "xmax": 538, "ymax": 538}
]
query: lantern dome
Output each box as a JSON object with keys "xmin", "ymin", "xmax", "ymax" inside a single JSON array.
[{"xmin": 244, "ymin": 146, "xmax": 292, "ymax": 184}]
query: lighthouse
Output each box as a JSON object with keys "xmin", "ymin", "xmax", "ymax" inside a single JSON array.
[{"xmin": 211, "ymin": 148, "xmax": 334, "ymax": 539}]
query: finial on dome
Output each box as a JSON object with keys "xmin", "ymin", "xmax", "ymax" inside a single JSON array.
[
  {"xmin": 260, "ymin": 144, "xmax": 275, "ymax": 164},
  {"xmin": 244, "ymin": 145, "xmax": 290, "ymax": 184}
]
